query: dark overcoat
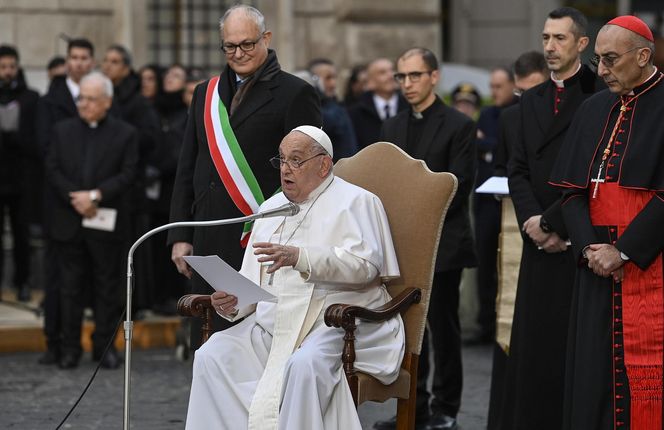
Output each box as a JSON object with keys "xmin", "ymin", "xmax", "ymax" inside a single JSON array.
[
  {"xmin": 381, "ymin": 99, "xmax": 477, "ymax": 272},
  {"xmin": 168, "ymin": 60, "xmax": 321, "ymax": 266},
  {"xmin": 500, "ymin": 65, "xmax": 601, "ymax": 430}
]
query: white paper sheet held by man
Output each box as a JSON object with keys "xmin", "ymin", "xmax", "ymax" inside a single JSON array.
[{"xmin": 183, "ymin": 255, "xmax": 275, "ymax": 310}]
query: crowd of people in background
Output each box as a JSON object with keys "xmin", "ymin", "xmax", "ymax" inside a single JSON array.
[
  {"xmin": 0, "ymin": 40, "xmax": 494, "ymax": 312},
  {"xmin": 2, "ymin": 3, "xmax": 663, "ymax": 429}
]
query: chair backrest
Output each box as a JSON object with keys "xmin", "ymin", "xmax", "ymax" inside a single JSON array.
[{"xmin": 334, "ymin": 142, "xmax": 457, "ymax": 356}]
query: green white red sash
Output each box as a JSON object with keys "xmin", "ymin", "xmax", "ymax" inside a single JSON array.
[{"xmin": 204, "ymin": 76, "xmax": 265, "ymax": 246}]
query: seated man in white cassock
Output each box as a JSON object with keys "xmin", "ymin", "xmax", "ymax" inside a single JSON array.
[{"xmin": 185, "ymin": 126, "xmax": 404, "ymax": 430}]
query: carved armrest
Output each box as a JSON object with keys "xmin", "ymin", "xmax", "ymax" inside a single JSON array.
[
  {"xmin": 176, "ymin": 294, "xmax": 215, "ymax": 344},
  {"xmin": 177, "ymin": 294, "xmax": 213, "ymax": 317},
  {"xmin": 324, "ymin": 287, "xmax": 421, "ymax": 329},
  {"xmin": 324, "ymin": 287, "xmax": 421, "ymax": 390}
]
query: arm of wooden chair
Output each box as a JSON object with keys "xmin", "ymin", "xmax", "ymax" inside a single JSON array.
[
  {"xmin": 177, "ymin": 294, "xmax": 215, "ymax": 344},
  {"xmin": 324, "ymin": 287, "xmax": 421, "ymax": 327},
  {"xmin": 324, "ymin": 287, "xmax": 421, "ymax": 386}
]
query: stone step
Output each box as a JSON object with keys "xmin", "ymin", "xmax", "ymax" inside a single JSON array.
[
  {"xmin": 0, "ymin": 317, "xmax": 182, "ymax": 353},
  {"xmin": 0, "ymin": 289, "xmax": 183, "ymax": 353}
]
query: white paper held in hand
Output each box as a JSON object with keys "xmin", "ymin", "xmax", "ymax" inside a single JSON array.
[
  {"xmin": 183, "ymin": 255, "xmax": 275, "ymax": 308},
  {"xmin": 82, "ymin": 207, "xmax": 117, "ymax": 231},
  {"xmin": 475, "ymin": 176, "xmax": 509, "ymax": 195}
]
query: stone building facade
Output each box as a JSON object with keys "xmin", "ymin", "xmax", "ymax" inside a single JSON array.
[{"xmin": 0, "ymin": 0, "xmax": 661, "ymax": 94}]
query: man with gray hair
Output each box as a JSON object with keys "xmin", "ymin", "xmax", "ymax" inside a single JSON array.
[
  {"xmin": 168, "ymin": 4, "xmax": 321, "ymax": 350},
  {"xmin": 45, "ymin": 71, "xmax": 138, "ymax": 370},
  {"xmin": 185, "ymin": 126, "xmax": 403, "ymax": 430},
  {"xmin": 551, "ymin": 15, "xmax": 664, "ymax": 428}
]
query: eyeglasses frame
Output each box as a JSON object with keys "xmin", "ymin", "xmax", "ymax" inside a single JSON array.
[
  {"xmin": 269, "ymin": 153, "xmax": 327, "ymax": 170},
  {"xmin": 393, "ymin": 70, "xmax": 433, "ymax": 84},
  {"xmin": 220, "ymin": 32, "xmax": 266, "ymax": 55},
  {"xmin": 590, "ymin": 46, "xmax": 647, "ymax": 69}
]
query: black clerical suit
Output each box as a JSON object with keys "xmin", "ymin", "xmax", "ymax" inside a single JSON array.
[
  {"xmin": 486, "ymin": 102, "xmax": 520, "ymax": 429},
  {"xmin": 551, "ymin": 70, "xmax": 664, "ymax": 430},
  {"xmin": 168, "ymin": 50, "xmax": 321, "ymax": 349},
  {"xmin": 381, "ymin": 97, "xmax": 477, "ymax": 421},
  {"xmin": 46, "ymin": 115, "xmax": 138, "ymax": 359},
  {"xmin": 148, "ymin": 90, "xmax": 188, "ymax": 310},
  {"xmin": 501, "ymin": 65, "xmax": 602, "ymax": 430},
  {"xmin": 37, "ymin": 75, "xmax": 80, "ymax": 358},
  {"xmin": 111, "ymin": 71, "xmax": 162, "ymax": 311},
  {"xmin": 348, "ymin": 91, "xmax": 408, "ymax": 150},
  {"xmin": 493, "ymin": 104, "xmax": 520, "ymax": 177},
  {"xmin": 474, "ymin": 100, "xmax": 516, "ymax": 342}
]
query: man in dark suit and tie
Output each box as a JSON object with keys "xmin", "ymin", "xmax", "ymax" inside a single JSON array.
[
  {"xmin": 168, "ymin": 4, "xmax": 321, "ymax": 350},
  {"xmin": 46, "ymin": 71, "xmax": 138, "ymax": 369},
  {"xmin": 377, "ymin": 47, "xmax": 477, "ymax": 430},
  {"xmin": 347, "ymin": 58, "xmax": 409, "ymax": 150}
]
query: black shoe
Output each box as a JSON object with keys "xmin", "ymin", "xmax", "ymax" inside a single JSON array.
[
  {"xmin": 99, "ymin": 349, "xmax": 123, "ymax": 369},
  {"xmin": 58, "ymin": 353, "xmax": 80, "ymax": 369},
  {"xmin": 16, "ymin": 285, "xmax": 31, "ymax": 302},
  {"xmin": 374, "ymin": 414, "xmax": 430, "ymax": 430},
  {"xmin": 38, "ymin": 349, "xmax": 60, "ymax": 365},
  {"xmin": 427, "ymin": 413, "xmax": 457, "ymax": 430}
]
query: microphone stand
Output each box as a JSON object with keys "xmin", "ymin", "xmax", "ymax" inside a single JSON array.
[{"xmin": 123, "ymin": 203, "xmax": 298, "ymax": 430}]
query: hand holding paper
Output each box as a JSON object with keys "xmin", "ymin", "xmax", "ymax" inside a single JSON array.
[
  {"xmin": 82, "ymin": 207, "xmax": 117, "ymax": 231},
  {"xmin": 211, "ymin": 291, "xmax": 239, "ymax": 317},
  {"xmin": 183, "ymin": 255, "xmax": 275, "ymax": 310}
]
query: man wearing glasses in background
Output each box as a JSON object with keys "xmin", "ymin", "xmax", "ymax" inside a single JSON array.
[
  {"xmin": 377, "ymin": 47, "xmax": 477, "ymax": 430},
  {"xmin": 168, "ymin": 4, "xmax": 321, "ymax": 350}
]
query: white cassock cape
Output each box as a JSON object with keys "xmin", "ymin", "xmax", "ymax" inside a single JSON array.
[{"xmin": 185, "ymin": 175, "xmax": 404, "ymax": 430}]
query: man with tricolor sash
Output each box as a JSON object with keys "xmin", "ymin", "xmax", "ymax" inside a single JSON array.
[
  {"xmin": 551, "ymin": 15, "xmax": 664, "ymax": 429},
  {"xmin": 168, "ymin": 5, "xmax": 321, "ymax": 349}
]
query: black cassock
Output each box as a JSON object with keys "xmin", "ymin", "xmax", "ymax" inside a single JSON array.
[
  {"xmin": 499, "ymin": 65, "xmax": 601, "ymax": 430},
  {"xmin": 551, "ymin": 70, "xmax": 664, "ymax": 430}
]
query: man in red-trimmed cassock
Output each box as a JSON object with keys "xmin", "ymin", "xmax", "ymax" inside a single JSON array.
[{"xmin": 551, "ymin": 15, "xmax": 664, "ymax": 430}]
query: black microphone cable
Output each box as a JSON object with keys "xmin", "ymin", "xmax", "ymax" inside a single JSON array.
[{"xmin": 54, "ymin": 306, "xmax": 127, "ymax": 430}]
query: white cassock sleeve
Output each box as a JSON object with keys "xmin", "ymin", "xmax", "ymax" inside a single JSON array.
[
  {"xmin": 300, "ymin": 246, "xmax": 379, "ymax": 285},
  {"xmin": 301, "ymin": 191, "xmax": 396, "ymax": 285}
]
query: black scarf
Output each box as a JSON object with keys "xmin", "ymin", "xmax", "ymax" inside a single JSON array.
[{"xmin": 229, "ymin": 49, "xmax": 281, "ymax": 115}]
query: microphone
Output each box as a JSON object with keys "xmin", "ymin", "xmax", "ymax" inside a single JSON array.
[
  {"xmin": 121, "ymin": 200, "xmax": 299, "ymax": 429},
  {"xmin": 255, "ymin": 202, "xmax": 300, "ymax": 219}
]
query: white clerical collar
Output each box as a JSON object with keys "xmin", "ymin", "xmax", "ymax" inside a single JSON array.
[
  {"xmin": 298, "ymin": 174, "xmax": 334, "ymax": 206},
  {"xmin": 551, "ymin": 63, "xmax": 581, "ymax": 88},
  {"xmin": 87, "ymin": 121, "xmax": 98, "ymax": 128},
  {"xmin": 373, "ymin": 93, "xmax": 398, "ymax": 120},
  {"xmin": 66, "ymin": 76, "xmax": 80, "ymax": 101},
  {"xmin": 627, "ymin": 66, "xmax": 658, "ymax": 96}
]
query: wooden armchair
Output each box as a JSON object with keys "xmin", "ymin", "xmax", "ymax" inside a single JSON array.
[{"xmin": 178, "ymin": 142, "xmax": 457, "ymax": 429}]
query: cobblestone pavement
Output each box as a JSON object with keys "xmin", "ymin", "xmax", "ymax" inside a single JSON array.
[{"xmin": 0, "ymin": 344, "xmax": 491, "ymax": 430}]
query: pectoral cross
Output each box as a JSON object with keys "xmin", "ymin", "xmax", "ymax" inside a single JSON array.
[{"xmin": 591, "ymin": 176, "xmax": 604, "ymax": 199}]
